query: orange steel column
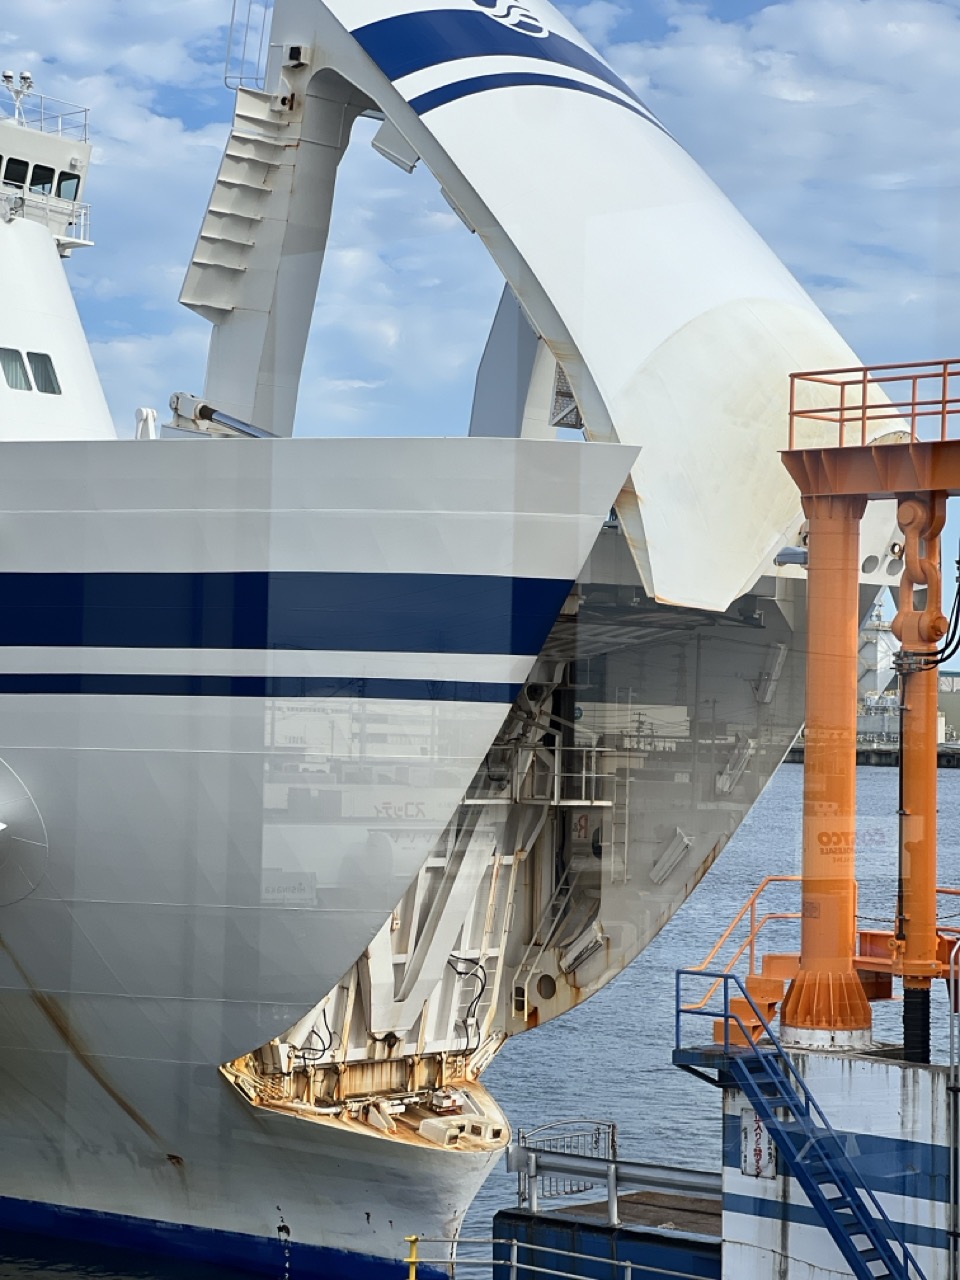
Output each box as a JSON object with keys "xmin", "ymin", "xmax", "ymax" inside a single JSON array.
[
  {"xmin": 892, "ymin": 495, "xmax": 948, "ymax": 1063},
  {"xmin": 781, "ymin": 493, "xmax": 872, "ymax": 1047}
]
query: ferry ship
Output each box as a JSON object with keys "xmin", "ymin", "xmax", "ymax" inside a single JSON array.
[{"xmin": 0, "ymin": 4, "xmax": 901, "ymax": 1276}]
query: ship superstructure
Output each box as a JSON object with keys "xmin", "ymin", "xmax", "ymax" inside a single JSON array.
[{"xmin": 0, "ymin": 8, "xmax": 906, "ymax": 1279}]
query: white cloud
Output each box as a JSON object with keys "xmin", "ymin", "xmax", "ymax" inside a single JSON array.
[{"xmin": 595, "ymin": 0, "xmax": 960, "ymax": 360}]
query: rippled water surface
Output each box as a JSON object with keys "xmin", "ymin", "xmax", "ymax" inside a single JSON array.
[{"xmin": 4, "ymin": 765, "xmax": 958, "ymax": 1276}]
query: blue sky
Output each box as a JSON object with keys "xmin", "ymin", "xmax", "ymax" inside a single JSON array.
[{"xmin": 3, "ymin": 0, "xmax": 960, "ymax": 455}]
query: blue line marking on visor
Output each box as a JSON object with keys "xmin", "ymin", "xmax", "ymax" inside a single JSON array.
[
  {"xmin": 352, "ymin": 8, "xmax": 658, "ymax": 120},
  {"xmin": 408, "ymin": 71, "xmax": 661, "ymax": 126}
]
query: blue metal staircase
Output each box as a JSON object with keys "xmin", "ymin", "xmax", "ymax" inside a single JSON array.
[{"xmin": 673, "ymin": 970, "xmax": 926, "ymax": 1280}]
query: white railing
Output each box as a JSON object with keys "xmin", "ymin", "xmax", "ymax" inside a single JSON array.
[
  {"xmin": 406, "ymin": 1236, "xmax": 713, "ymax": 1279},
  {"xmin": 513, "ymin": 1120, "xmax": 617, "ymax": 1206},
  {"xmin": 467, "ymin": 746, "xmax": 618, "ymax": 807},
  {"xmin": 0, "ymin": 189, "xmax": 90, "ymax": 245},
  {"xmin": 507, "ymin": 1139, "xmax": 719, "ymax": 1227},
  {"xmin": 0, "ymin": 91, "xmax": 88, "ymax": 139},
  {"xmin": 225, "ymin": 0, "xmax": 272, "ymax": 89}
]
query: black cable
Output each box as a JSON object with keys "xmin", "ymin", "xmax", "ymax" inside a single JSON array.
[
  {"xmin": 320, "ymin": 1004, "xmax": 341, "ymax": 1052},
  {"xmin": 294, "ymin": 1005, "xmax": 341, "ymax": 1064},
  {"xmin": 447, "ymin": 954, "xmax": 488, "ymax": 1052}
]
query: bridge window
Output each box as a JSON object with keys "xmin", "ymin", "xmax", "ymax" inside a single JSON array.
[
  {"xmin": 27, "ymin": 353, "xmax": 61, "ymax": 395},
  {"xmin": 3, "ymin": 157, "xmax": 28, "ymax": 187},
  {"xmin": 30, "ymin": 164, "xmax": 55, "ymax": 195},
  {"xmin": 0, "ymin": 349, "xmax": 31, "ymax": 391},
  {"xmin": 56, "ymin": 171, "xmax": 80, "ymax": 201}
]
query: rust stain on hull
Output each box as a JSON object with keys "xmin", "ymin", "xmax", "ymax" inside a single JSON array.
[{"xmin": 0, "ymin": 936, "xmax": 161, "ymax": 1145}]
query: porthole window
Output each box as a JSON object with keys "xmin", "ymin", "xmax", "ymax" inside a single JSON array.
[
  {"xmin": 3, "ymin": 157, "xmax": 28, "ymax": 188},
  {"xmin": 56, "ymin": 171, "xmax": 80, "ymax": 201},
  {"xmin": 0, "ymin": 349, "xmax": 31, "ymax": 391},
  {"xmin": 29, "ymin": 164, "xmax": 55, "ymax": 195},
  {"xmin": 27, "ymin": 353, "xmax": 61, "ymax": 395}
]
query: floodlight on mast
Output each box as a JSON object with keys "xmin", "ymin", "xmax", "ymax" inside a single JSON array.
[{"xmin": 2, "ymin": 70, "xmax": 34, "ymax": 124}]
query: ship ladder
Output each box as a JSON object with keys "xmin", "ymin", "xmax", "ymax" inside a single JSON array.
[{"xmin": 675, "ymin": 971, "xmax": 927, "ymax": 1280}]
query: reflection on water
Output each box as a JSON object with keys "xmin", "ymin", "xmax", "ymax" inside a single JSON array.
[{"xmin": 2, "ymin": 765, "xmax": 957, "ymax": 1277}]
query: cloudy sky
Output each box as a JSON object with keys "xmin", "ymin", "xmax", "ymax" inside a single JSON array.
[{"xmin": 2, "ymin": 0, "xmax": 960, "ymax": 445}]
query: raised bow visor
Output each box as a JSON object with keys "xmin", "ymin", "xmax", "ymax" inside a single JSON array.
[{"xmin": 242, "ymin": 0, "xmax": 874, "ymax": 611}]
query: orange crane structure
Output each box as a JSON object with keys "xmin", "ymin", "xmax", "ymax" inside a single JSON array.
[{"xmin": 781, "ymin": 359, "xmax": 960, "ymax": 1062}]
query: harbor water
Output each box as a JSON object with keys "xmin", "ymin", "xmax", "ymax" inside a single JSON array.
[{"xmin": 3, "ymin": 764, "xmax": 958, "ymax": 1278}]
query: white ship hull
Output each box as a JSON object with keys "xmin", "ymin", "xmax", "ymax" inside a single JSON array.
[
  {"xmin": 0, "ymin": 1021, "xmax": 495, "ymax": 1276},
  {"xmin": 0, "ymin": 435, "xmax": 631, "ymax": 1275}
]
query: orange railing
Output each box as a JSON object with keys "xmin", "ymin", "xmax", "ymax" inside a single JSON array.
[
  {"xmin": 788, "ymin": 358, "xmax": 960, "ymax": 449},
  {"xmin": 685, "ymin": 875, "xmax": 801, "ymax": 1009},
  {"xmin": 685, "ymin": 878, "xmax": 960, "ymax": 1011}
]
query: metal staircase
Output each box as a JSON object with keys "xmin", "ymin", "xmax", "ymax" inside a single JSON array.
[
  {"xmin": 674, "ymin": 970, "xmax": 926, "ymax": 1280},
  {"xmin": 180, "ymin": 88, "xmax": 287, "ymax": 322}
]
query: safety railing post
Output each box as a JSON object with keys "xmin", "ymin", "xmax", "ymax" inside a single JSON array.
[
  {"xmin": 404, "ymin": 1235, "xmax": 419, "ymax": 1280},
  {"xmin": 838, "ymin": 380, "xmax": 847, "ymax": 447},
  {"xmin": 509, "ymin": 1240, "xmax": 518, "ymax": 1280},
  {"xmin": 607, "ymin": 1159, "xmax": 619, "ymax": 1226},
  {"xmin": 947, "ymin": 363, "xmax": 957, "ymax": 442},
  {"xmin": 527, "ymin": 1151, "xmax": 539, "ymax": 1214},
  {"xmin": 912, "ymin": 375, "xmax": 919, "ymax": 440}
]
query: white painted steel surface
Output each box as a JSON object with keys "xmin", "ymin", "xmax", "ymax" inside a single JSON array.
[
  {"xmin": 217, "ymin": 0, "xmax": 878, "ymax": 611},
  {"xmin": 0, "ymin": 220, "xmax": 113, "ymax": 439},
  {"xmin": 0, "ymin": 434, "xmax": 631, "ymax": 1260}
]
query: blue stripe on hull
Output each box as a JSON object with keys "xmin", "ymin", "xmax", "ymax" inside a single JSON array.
[
  {"xmin": 0, "ymin": 571, "xmax": 571, "ymax": 656},
  {"xmin": 0, "ymin": 674, "xmax": 522, "ymax": 701},
  {"xmin": 0, "ymin": 1195, "xmax": 447, "ymax": 1280}
]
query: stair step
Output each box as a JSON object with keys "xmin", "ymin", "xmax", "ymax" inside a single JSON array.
[
  {"xmin": 207, "ymin": 205, "xmax": 263, "ymax": 222},
  {"xmin": 745, "ymin": 974, "xmax": 786, "ymax": 1002},
  {"xmin": 713, "ymin": 996, "xmax": 779, "ymax": 1045},
  {"xmin": 199, "ymin": 232, "xmax": 255, "ymax": 248},
  {"xmin": 216, "ymin": 178, "xmax": 272, "ymax": 192},
  {"xmin": 230, "ymin": 130, "xmax": 286, "ymax": 149},
  {"xmin": 224, "ymin": 149, "xmax": 281, "ymax": 169},
  {"xmin": 191, "ymin": 259, "xmax": 247, "ymax": 273}
]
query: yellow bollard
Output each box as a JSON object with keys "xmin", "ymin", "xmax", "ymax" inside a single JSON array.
[{"xmin": 404, "ymin": 1235, "xmax": 419, "ymax": 1280}]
